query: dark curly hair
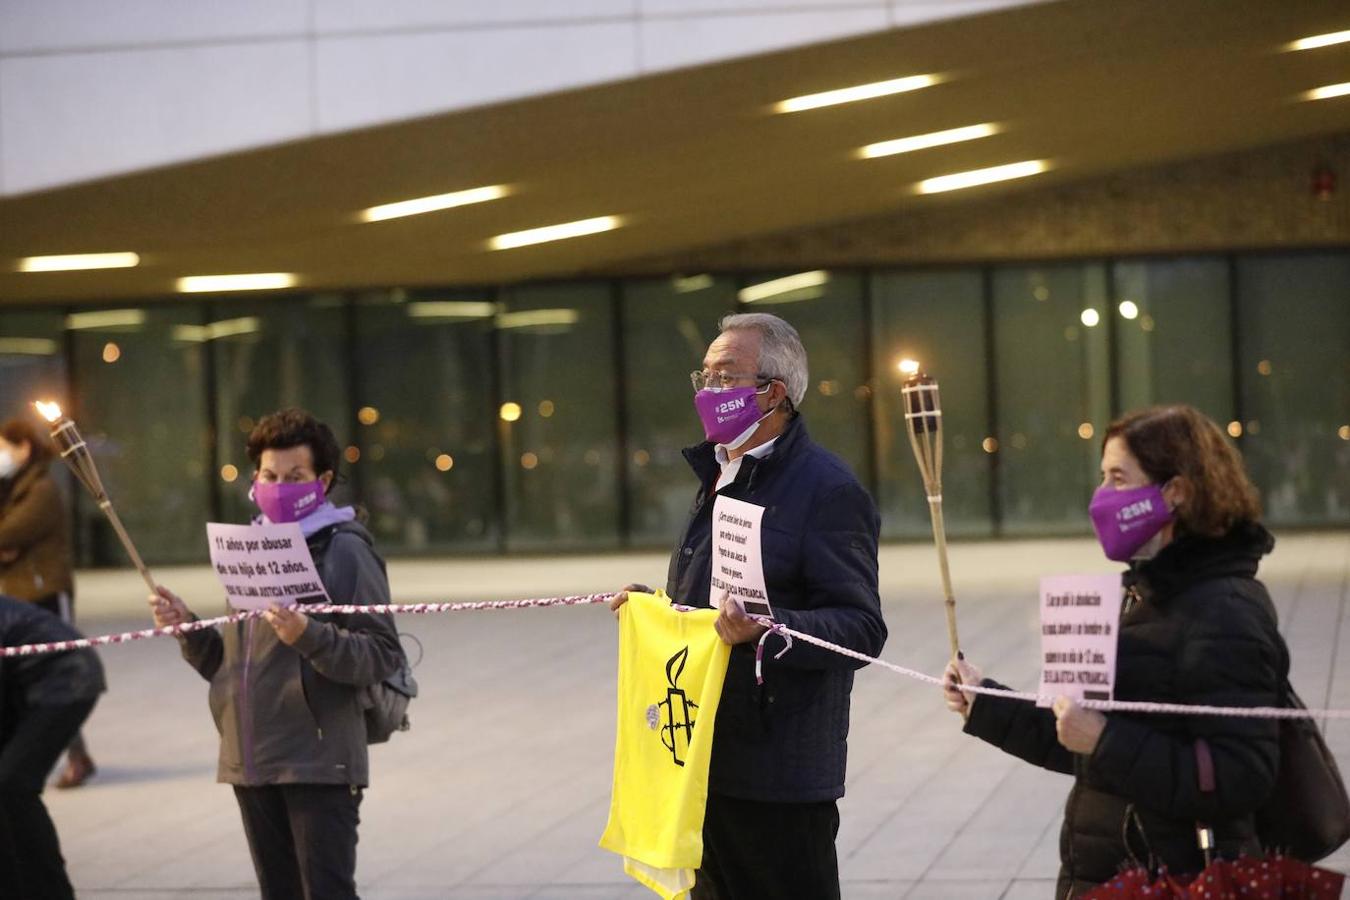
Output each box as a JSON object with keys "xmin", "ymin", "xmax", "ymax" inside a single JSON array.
[
  {"xmin": 245, "ymin": 408, "xmax": 341, "ymax": 494},
  {"xmin": 1103, "ymin": 405, "xmax": 1261, "ymax": 538},
  {"xmin": 0, "ymin": 417, "xmax": 55, "ymax": 469}
]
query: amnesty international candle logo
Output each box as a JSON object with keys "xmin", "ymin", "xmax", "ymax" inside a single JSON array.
[
  {"xmin": 647, "ymin": 645, "xmax": 699, "ymax": 768},
  {"xmin": 599, "ymin": 595, "xmax": 731, "ymax": 892}
]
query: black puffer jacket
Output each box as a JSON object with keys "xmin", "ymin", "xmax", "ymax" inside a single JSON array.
[
  {"xmin": 0, "ymin": 595, "xmax": 105, "ymax": 725},
  {"xmin": 666, "ymin": 415, "xmax": 887, "ymax": 803},
  {"xmin": 966, "ymin": 523, "xmax": 1286, "ymax": 898}
]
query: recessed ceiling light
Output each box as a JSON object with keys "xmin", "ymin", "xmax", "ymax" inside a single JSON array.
[
  {"xmin": 176, "ymin": 273, "xmax": 297, "ymax": 293},
  {"xmin": 360, "ymin": 185, "xmax": 510, "ymax": 223},
  {"xmin": 1303, "ymin": 81, "xmax": 1350, "ymax": 101},
  {"xmin": 1287, "ymin": 29, "xmax": 1350, "ymax": 51},
  {"xmin": 775, "ymin": 75, "xmax": 940, "ymax": 114},
  {"xmin": 915, "ymin": 160, "xmax": 1049, "ymax": 194},
  {"xmin": 489, "ymin": 216, "xmax": 620, "ymax": 250},
  {"xmin": 859, "ymin": 123, "xmax": 1000, "ymax": 159},
  {"xmin": 19, "ymin": 252, "xmax": 140, "ymax": 272}
]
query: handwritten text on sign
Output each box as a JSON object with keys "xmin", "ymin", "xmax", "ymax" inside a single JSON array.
[
  {"xmin": 709, "ymin": 495, "xmax": 773, "ymax": 618},
  {"xmin": 1037, "ymin": 574, "xmax": 1122, "ymax": 707},
  {"xmin": 207, "ymin": 522, "xmax": 330, "ymax": 611}
]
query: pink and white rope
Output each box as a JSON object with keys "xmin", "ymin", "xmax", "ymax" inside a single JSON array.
[
  {"xmin": 0, "ymin": 594, "xmax": 614, "ymax": 658},
  {"xmin": 751, "ymin": 618, "xmax": 1350, "ymax": 721},
  {"xmin": 5, "ymin": 593, "xmax": 1349, "ymax": 721}
]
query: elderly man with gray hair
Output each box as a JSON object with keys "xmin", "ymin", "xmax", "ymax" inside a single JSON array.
[{"xmin": 612, "ymin": 312, "xmax": 887, "ymax": 899}]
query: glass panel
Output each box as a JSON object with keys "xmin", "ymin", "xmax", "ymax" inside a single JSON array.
[
  {"xmin": 67, "ymin": 305, "xmax": 211, "ymax": 565},
  {"xmin": 1236, "ymin": 254, "xmax": 1350, "ymax": 526},
  {"xmin": 992, "ymin": 264, "xmax": 1111, "ymax": 534},
  {"xmin": 209, "ymin": 296, "xmax": 351, "ymax": 527},
  {"xmin": 0, "ymin": 309, "xmax": 67, "ymax": 417},
  {"xmin": 1113, "ymin": 258, "xmax": 1233, "ymax": 421},
  {"xmin": 0, "ymin": 309, "xmax": 75, "ymax": 544},
  {"xmin": 498, "ymin": 283, "xmax": 620, "ymax": 550},
  {"xmin": 351, "ymin": 290, "xmax": 500, "ymax": 552},
  {"xmin": 621, "ymin": 276, "xmax": 737, "ymax": 546},
  {"xmin": 736, "ymin": 271, "xmax": 871, "ymax": 486},
  {"xmin": 870, "ymin": 269, "xmax": 992, "ymax": 538}
]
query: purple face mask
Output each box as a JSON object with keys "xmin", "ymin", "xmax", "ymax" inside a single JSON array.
[
  {"xmin": 1089, "ymin": 483, "xmax": 1173, "ymax": 561},
  {"xmin": 694, "ymin": 386, "xmax": 769, "ymax": 446},
  {"xmin": 251, "ymin": 480, "xmax": 325, "ymax": 524}
]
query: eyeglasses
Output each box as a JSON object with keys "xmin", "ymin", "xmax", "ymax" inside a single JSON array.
[{"xmin": 690, "ymin": 370, "xmax": 772, "ymax": 392}]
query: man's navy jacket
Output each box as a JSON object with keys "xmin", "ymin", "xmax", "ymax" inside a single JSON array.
[{"xmin": 665, "ymin": 414, "xmax": 887, "ymax": 803}]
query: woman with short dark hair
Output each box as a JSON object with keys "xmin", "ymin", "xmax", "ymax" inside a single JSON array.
[
  {"xmin": 150, "ymin": 408, "xmax": 402, "ymax": 900},
  {"xmin": 943, "ymin": 404, "xmax": 1287, "ymax": 897},
  {"xmin": 0, "ymin": 417, "xmax": 97, "ymax": 789}
]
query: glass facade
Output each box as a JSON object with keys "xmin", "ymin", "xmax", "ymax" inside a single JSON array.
[
  {"xmin": 350, "ymin": 290, "xmax": 500, "ymax": 552},
  {"xmin": 621, "ymin": 276, "xmax": 738, "ymax": 545},
  {"xmin": 1, "ymin": 253, "xmax": 1345, "ymax": 565},
  {"xmin": 1235, "ymin": 255, "xmax": 1350, "ymax": 525},
  {"xmin": 66, "ymin": 306, "xmax": 212, "ymax": 564},
  {"xmin": 870, "ymin": 269, "xmax": 992, "ymax": 539}
]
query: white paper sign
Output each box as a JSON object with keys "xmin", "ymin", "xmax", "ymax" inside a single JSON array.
[
  {"xmin": 709, "ymin": 496, "xmax": 773, "ymax": 619},
  {"xmin": 1037, "ymin": 574, "xmax": 1123, "ymax": 707},
  {"xmin": 207, "ymin": 522, "xmax": 330, "ymax": 611}
]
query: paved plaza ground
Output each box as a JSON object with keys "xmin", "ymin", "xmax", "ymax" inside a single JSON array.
[{"xmin": 46, "ymin": 533, "xmax": 1350, "ymax": 899}]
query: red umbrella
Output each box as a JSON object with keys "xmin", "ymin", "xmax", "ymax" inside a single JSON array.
[{"xmin": 1082, "ymin": 855, "xmax": 1345, "ymax": 899}]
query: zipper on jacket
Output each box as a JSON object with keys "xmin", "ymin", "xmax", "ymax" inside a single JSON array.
[
  {"xmin": 298, "ymin": 662, "xmax": 325, "ymax": 742},
  {"xmin": 240, "ymin": 617, "xmax": 258, "ymax": 782}
]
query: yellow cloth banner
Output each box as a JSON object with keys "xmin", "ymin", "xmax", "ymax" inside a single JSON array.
[{"xmin": 599, "ymin": 591, "xmax": 731, "ymax": 900}]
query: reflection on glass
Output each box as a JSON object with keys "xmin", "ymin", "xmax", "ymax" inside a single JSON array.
[
  {"xmin": 0, "ymin": 311, "xmax": 75, "ymax": 552},
  {"xmin": 68, "ymin": 306, "xmax": 211, "ymax": 564},
  {"xmin": 352, "ymin": 290, "xmax": 499, "ymax": 551},
  {"xmin": 1113, "ymin": 258, "xmax": 1232, "ymax": 421},
  {"xmin": 211, "ymin": 297, "xmax": 351, "ymax": 527},
  {"xmin": 871, "ymin": 270, "xmax": 992, "ymax": 538},
  {"xmin": 498, "ymin": 283, "xmax": 620, "ymax": 549},
  {"xmin": 740, "ymin": 271, "xmax": 871, "ymax": 487},
  {"xmin": 622, "ymin": 277, "xmax": 737, "ymax": 545},
  {"xmin": 993, "ymin": 264, "xmax": 1110, "ymax": 534},
  {"xmin": 0, "ymin": 311, "xmax": 66, "ymax": 420},
  {"xmin": 1236, "ymin": 255, "xmax": 1350, "ymax": 526}
]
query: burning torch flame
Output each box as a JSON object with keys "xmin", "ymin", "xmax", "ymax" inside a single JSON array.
[
  {"xmin": 898, "ymin": 359, "xmax": 921, "ymax": 376},
  {"xmin": 34, "ymin": 400, "xmax": 64, "ymax": 423}
]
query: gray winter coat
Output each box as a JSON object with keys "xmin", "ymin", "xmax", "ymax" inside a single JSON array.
[{"xmin": 179, "ymin": 522, "xmax": 402, "ymax": 787}]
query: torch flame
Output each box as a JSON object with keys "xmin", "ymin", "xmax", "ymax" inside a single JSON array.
[
  {"xmin": 898, "ymin": 358, "xmax": 921, "ymax": 376},
  {"xmin": 34, "ymin": 400, "xmax": 64, "ymax": 423}
]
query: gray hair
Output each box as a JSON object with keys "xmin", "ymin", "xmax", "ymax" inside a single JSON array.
[{"xmin": 718, "ymin": 312, "xmax": 809, "ymax": 408}]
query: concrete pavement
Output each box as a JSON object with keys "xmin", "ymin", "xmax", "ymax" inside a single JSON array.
[{"xmin": 43, "ymin": 533, "xmax": 1350, "ymax": 898}]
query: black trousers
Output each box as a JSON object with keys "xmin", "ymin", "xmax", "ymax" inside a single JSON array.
[
  {"xmin": 234, "ymin": 783, "xmax": 363, "ymax": 900},
  {"xmin": 692, "ymin": 793, "xmax": 841, "ymax": 900},
  {"xmin": 0, "ymin": 698, "xmax": 98, "ymax": 900}
]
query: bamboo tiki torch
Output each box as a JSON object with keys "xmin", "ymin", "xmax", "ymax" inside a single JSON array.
[
  {"xmin": 34, "ymin": 401, "xmax": 157, "ymax": 592},
  {"xmin": 898, "ymin": 361, "xmax": 960, "ymax": 658}
]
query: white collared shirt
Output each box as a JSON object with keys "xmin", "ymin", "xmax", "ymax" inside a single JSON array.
[{"xmin": 714, "ymin": 436, "xmax": 779, "ymax": 493}]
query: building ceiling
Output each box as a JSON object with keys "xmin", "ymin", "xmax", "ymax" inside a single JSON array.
[{"xmin": 1, "ymin": 0, "xmax": 1349, "ymax": 305}]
